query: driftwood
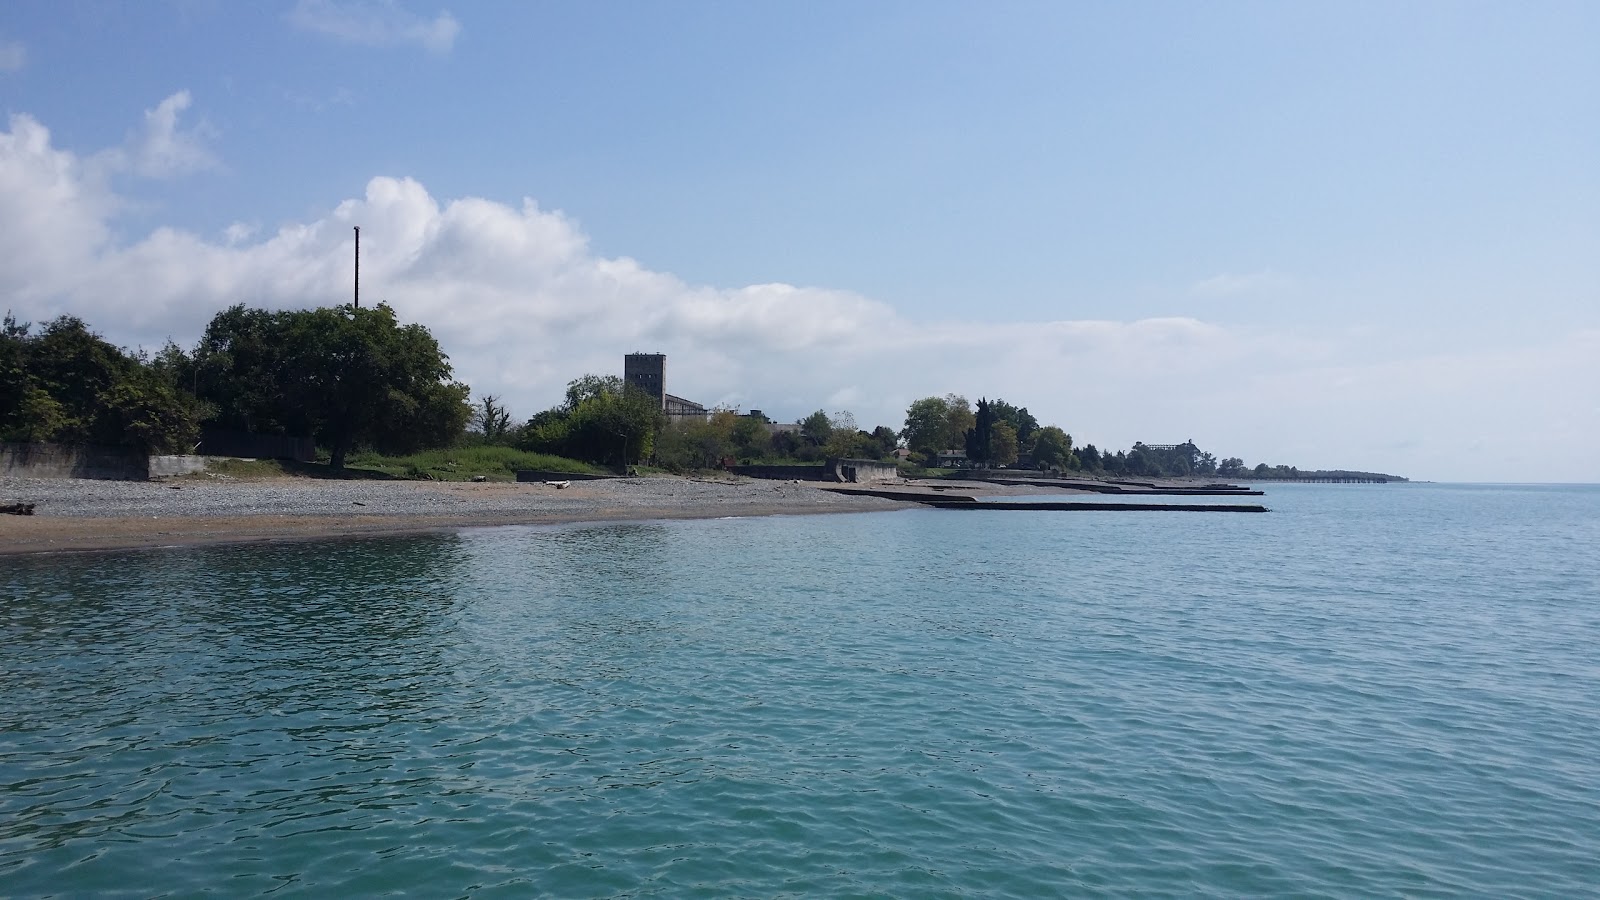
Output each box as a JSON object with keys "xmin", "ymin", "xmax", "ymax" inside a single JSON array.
[{"xmin": 2, "ymin": 502, "xmax": 36, "ymax": 516}]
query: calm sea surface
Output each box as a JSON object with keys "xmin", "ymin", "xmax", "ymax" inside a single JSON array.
[{"xmin": 3, "ymin": 484, "xmax": 1598, "ymax": 897}]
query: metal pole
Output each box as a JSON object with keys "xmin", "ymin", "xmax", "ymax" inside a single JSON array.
[{"xmin": 353, "ymin": 226, "xmax": 360, "ymax": 308}]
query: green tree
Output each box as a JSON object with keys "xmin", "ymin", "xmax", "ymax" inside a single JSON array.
[
  {"xmin": 3, "ymin": 315, "xmax": 200, "ymax": 452},
  {"xmin": 1031, "ymin": 425, "xmax": 1073, "ymax": 470},
  {"xmin": 800, "ymin": 409, "xmax": 833, "ymax": 446},
  {"xmin": 564, "ymin": 374, "xmax": 626, "ymax": 411},
  {"xmin": 964, "ymin": 397, "xmax": 995, "ymax": 466},
  {"xmin": 900, "ymin": 396, "xmax": 950, "ymax": 457},
  {"xmin": 870, "ymin": 425, "xmax": 899, "ymax": 458},
  {"xmin": 731, "ymin": 414, "xmax": 772, "ymax": 460},
  {"xmin": 900, "ymin": 394, "xmax": 974, "ymax": 463},
  {"xmin": 289, "ymin": 304, "xmax": 470, "ymax": 469},
  {"xmin": 1077, "ymin": 443, "xmax": 1102, "ymax": 471},
  {"xmin": 193, "ymin": 305, "xmax": 303, "ymax": 435},
  {"xmin": 0, "ymin": 313, "xmax": 33, "ymax": 439},
  {"xmin": 558, "ymin": 378, "xmax": 662, "ymax": 467},
  {"xmin": 989, "ymin": 399, "xmax": 1039, "ymax": 450},
  {"xmin": 989, "ymin": 420, "xmax": 1018, "ymax": 467},
  {"xmin": 944, "ymin": 394, "xmax": 975, "ymax": 451},
  {"xmin": 655, "ymin": 409, "xmax": 736, "ymax": 471},
  {"xmin": 195, "ymin": 303, "xmax": 470, "ymax": 470}
]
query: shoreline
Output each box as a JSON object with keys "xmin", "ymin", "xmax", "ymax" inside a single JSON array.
[{"xmin": 0, "ymin": 475, "xmax": 906, "ymax": 557}]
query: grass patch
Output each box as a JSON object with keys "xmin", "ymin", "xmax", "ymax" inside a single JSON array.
[
  {"xmin": 188, "ymin": 447, "xmax": 603, "ymax": 481},
  {"xmin": 189, "ymin": 457, "xmax": 399, "ymax": 480},
  {"xmin": 345, "ymin": 446, "xmax": 606, "ymax": 482}
]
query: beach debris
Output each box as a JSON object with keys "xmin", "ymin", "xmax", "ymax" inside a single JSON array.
[
  {"xmin": 470, "ymin": 475, "xmax": 488, "ymax": 482},
  {"xmin": 543, "ymin": 480, "xmax": 571, "ymax": 489},
  {"xmin": 352, "ymin": 501, "xmax": 366, "ymax": 506},
  {"xmin": 2, "ymin": 502, "xmax": 36, "ymax": 516}
]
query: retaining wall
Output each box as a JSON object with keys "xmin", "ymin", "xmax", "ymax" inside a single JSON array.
[
  {"xmin": 729, "ymin": 464, "xmax": 830, "ymax": 481},
  {"xmin": 3, "ymin": 442, "xmax": 153, "ymax": 480},
  {"xmin": 730, "ymin": 460, "xmax": 901, "ymax": 483},
  {"xmin": 828, "ymin": 458, "xmax": 900, "ymax": 484}
]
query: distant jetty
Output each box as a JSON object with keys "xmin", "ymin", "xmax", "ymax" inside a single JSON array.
[{"xmin": 822, "ymin": 484, "xmax": 1268, "ymax": 512}]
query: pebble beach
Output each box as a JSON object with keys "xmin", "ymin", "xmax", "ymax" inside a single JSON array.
[{"xmin": 0, "ymin": 474, "xmax": 904, "ymax": 555}]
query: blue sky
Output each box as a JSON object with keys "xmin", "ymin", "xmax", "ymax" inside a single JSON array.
[{"xmin": 2, "ymin": 1, "xmax": 1596, "ymax": 480}]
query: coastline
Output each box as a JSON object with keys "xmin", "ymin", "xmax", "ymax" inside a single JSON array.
[{"xmin": 0, "ymin": 475, "xmax": 906, "ymax": 556}]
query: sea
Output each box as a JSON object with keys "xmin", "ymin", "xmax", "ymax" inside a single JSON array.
[{"xmin": 2, "ymin": 483, "xmax": 1597, "ymax": 898}]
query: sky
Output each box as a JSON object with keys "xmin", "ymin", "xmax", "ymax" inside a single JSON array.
[{"xmin": 1, "ymin": 1, "xmax": 1596, "ymax": 482}]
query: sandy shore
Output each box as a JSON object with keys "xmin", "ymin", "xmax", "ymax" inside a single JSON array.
[{"xmin": 0, "ymin": 474, "xmax": 907, "ymax": 556}]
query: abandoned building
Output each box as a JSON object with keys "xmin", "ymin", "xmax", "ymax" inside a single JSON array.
[{"xmin": 624, "ymin": 353, "xmax": 708, "ymax": 422}]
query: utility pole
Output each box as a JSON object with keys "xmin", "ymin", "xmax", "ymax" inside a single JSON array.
[{"xmin": 353, "ymin": 226, "xmax": 361, "ymax": 308}]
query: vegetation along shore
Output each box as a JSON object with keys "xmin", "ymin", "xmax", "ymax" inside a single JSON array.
[{"xmin": 2, "ymin": 301, "xmax": 1399, "ymax": 554}]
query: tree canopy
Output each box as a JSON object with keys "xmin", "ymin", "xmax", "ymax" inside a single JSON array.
[
  {"xmin": 517, "ymin": 374, "xmax": 662, "ymax": 468},
  {"xmin": 193, "ymin": 303, "xmax": 470, "ymax": 469},
  {"xmin": 1, "ymin": 313, "xmax": 201, "ymax": 453}
]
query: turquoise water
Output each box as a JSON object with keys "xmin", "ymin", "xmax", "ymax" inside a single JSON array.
[{"xmin": 3, "ymin": 484, "xmax": 1598, "ymax": 897}]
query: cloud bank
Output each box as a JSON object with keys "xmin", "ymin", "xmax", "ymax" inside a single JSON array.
[
  {"xmin": 288, "ymin": 0, "xmax": 461, "ymax": 55},
  {"xmin": 1, "ymin": 102, "xmax": 1595, "ymax": 482}
]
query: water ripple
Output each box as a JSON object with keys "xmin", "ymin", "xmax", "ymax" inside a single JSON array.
[{"xmin": 3, "ymin": 486, "xmax": 1599, "ymax": 896}]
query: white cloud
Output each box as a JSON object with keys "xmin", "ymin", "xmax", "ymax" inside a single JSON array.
[
  {"xmin": 223, "ymin": 222, "xmax": 257, "ymax": 244},
  {"xmin": 0, "ymin": 37, "xmax": 25, "ymax": 72},
  {"xmin": 288, "ymin": 0, "xmax": 461, "ymax": 55},
  {"xmin": 1, "ymin": 105, "xmax": 1595, "ymax": 483},
  {"xmin": 91, "ymin": 91, "xmax": 220, "ymax": 179}
]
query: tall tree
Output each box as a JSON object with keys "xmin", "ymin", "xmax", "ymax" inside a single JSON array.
[
  {"xmin": 870, "ymin": 425, "xmax": 899, "ymax": 458},
  {"xmin": 964, "ymin": 397, "xmax": 995, "ymax": 466},
  {"xmin": 900, "ymin": 396, "xmax": 950, "ymax": 457},
  {"xmin": 989, "ymin": 399, "xmax": 1039, "ymax": 448},
  {"xmin": 195, "ymin": 303, "xmax": 470, "ymax": 470},
  {"xmin": 989, "ymin": 420, "xmax": 1019, "ymax": 467},
  {"xmin": 1032, "ymin": 425, "xmax": 1074, "ymax": 470},
  {"xmin": 1077, "ymin": 443, "xmax": 1102, "ymax": 471},
  {"xmin": 800, "ymin": 409, "xmax": 833, "ymax": 446}
]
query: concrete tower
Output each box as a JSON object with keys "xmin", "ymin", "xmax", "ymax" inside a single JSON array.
[{"xmin": 624, "ymin": 353, "xmax": 666, "ymax": 410}]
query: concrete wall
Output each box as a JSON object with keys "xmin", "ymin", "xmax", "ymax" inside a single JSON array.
[
  {"xmin": 729, "ymin": 464, "xmax": 830, "ymax": 481},
  {"xmin": 828, "ymin": 458, "xmax": 901, "ymax": 484},
  {"xmin": 730, "ymin": 460, "xmax": 900, "ymax": 483},
  {"xmin": 2, "ymin": 443, "xmax": 152, "ymax": 480},
  {"xmin": 3, "ymin": 443, "xmax": 216, "ymax": 480},
  {"xmin": 149, "ymin": 455, "xmax": 210, "ymax": 478}
]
